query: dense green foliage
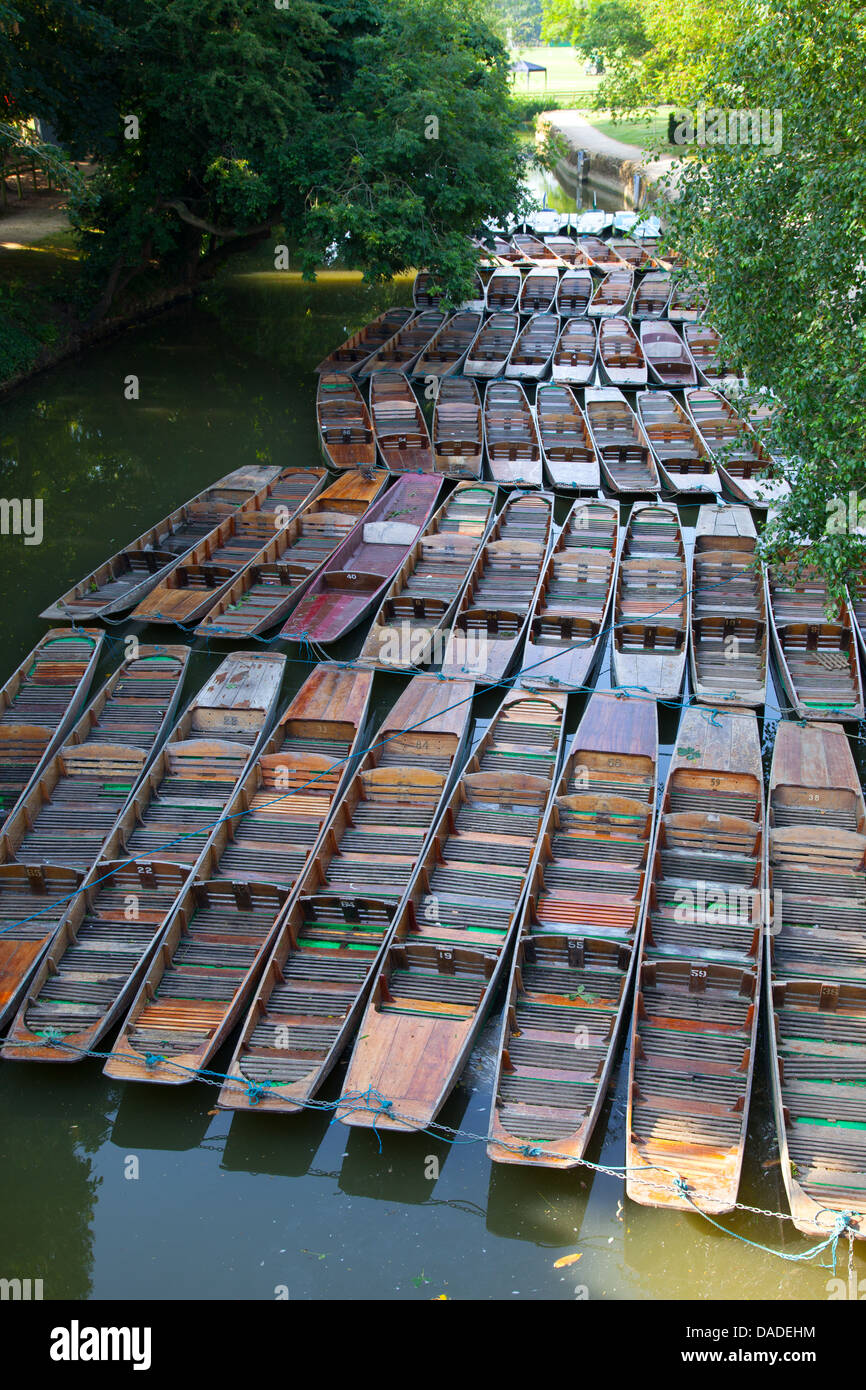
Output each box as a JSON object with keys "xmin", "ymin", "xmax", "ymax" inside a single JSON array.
[
  {"xmin": 659, "ymin": 0, "xmax": 866, "ymax": 599},
  {"xmin": 488, "ymin": 0, "xmax": 544, "ymax": 45},
  {"xmin": 4, "ymin": 0, "xmax": 528, "ymax": 318}
]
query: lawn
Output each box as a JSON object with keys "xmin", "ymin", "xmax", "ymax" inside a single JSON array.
[{"xmin": 510, "ymin": 45, "xmax": 600, "ymax": 98}]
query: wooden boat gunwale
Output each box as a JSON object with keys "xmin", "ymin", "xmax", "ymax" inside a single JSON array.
[
  {"xmin": 0, "ymin": 629, "xmax": 105, "ymax": 833},
  {"xmin": 409, "ymin": 309, "xmax": 483, "ymax": 380},
  {"xmin": 487, "ymin": 689, "xmax": 659, "ymax": 1165},
  {"xmin": 624, "ymin": 705, "xmax": 765, "ymax": 1214},
  {"xmin": 192, "ymin": 469, "xmax": 389, "ymax": 640},
  {"xmin": 278, "ymin": 472, "xmax": 443, "ymax": 644},
  {"xmin": 356, "ymin": 481, "xmax": 500, "ymax": 673},
  {"xmin": 39, "ymin": 468, "xmax": 286, "ymax": 623},
  {"xmin": 314, "ymin": 307, "xmax": 416, "ymax": 376},
  {"xmin": 765, "ymin": 557, "xmax": 865, "ymax": 722},
  {"xmin": 334, "ymin": 688, "xmax": 570, "ymax": 1131},
  {"xmin": 0, "ymin": 652, "xmax": 287, "ymax": 1061},
  {"xmin": 520, "ymin": 498, "xmax": 621, "ymax": 692},
  {"xmin": 216, "ymin": 674, "xmax": 478, "ymax": 1112}
]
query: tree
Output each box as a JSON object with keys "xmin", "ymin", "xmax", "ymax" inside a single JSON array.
[
  {"xmin": 660, "ymin": 0, "xmax": 866, "ymax": 601},
  {"xmin": 8, "ymin": 0, "xmax": 528, "ymax": 320}
]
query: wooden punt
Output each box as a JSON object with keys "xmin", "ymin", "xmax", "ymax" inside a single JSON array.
[
  {"xmin": 685, "ymin": 388, "xmax": 790, "ymax": 508},
  {"xmin": 336, "ymin": 689, "xmax": 569, "ymax": 1131},
  {"xmin": 584, "ymin": 386, "xmax": 659, "ymax": 494},
  {"xmin": 520, "ymin": 499, "xmax": 619, "ymax": 691},
  {"xmin": 410, "ymin": 311, "xmax": 482, "ymax": 379},
  {"xmin": 216, "ymin": 674, "xmax": 477, "ymax": 1113},
  {"xmin": 612, "ymin": 501, "xmax": 689, "ymax": 700},
  {"xmin": 667, "ymin": 278, "xmax": 708, "ymax": 323},
  {"xmin": 464, "ymin": 312, "xmax": 519, "ymax": 378},
  {"xmin": 625, "ymin": 706, "xmax": 764, "ymax": 1213},
  {"xmin": 357, "ymin": 310, "xmax": 447, "ymax": 378},
  {"xmin": 544, "ymin": 235, "xmax": 584, "ymax": 265},
  {"xmin": 314, "ymin": 307, "xmax": 415, "ymax": 375},
  {"xmin": 488, "ymin": 690, "xmax": 657, "ymax": 1164},
  {"xmin": 609, "ymin": 237, "xmax": 657, "ymax": 270},
  {"xmin": 485, "ymin": 267, "xmax": 521, "ymax": 311},
  {"xmin": 101, "ymin": 665, "xmax": 376, "ymax": 1084},
  {"xmin": 40, "ymin": 465, "xmax": 285, "ymax": 623},
  {"xmin": 578, "ymin": 237, "xmax": 628, "ymax": 271},
  {"xmin": 413, "ymin": 272, "xmax": 445, "ymax": 310},
  {"xmin": 511, "ymin": 234, "xmax": 564, "ymax": 266},
  {"xmin": 279, "ymin": 472, "xmax": 442, "ymax": 643},
  {"xmin": 551, "ymin": 318, "xmax": 597, "ymax": 386},
  {"xmin": 640, "ymin": 320, "xmax": 697, "ymax": 388},
  {"xmin": 690, "ymin": 504, "xmax": 767, "ymax": 707},
  {"xmin": 519, "ymin": 268, "xmax": 559, "ymax": 315},
  {"xmin": 193, "ymin": 470, "xmax": 389, "ymax": 640},
  {"xmin": 369, "ymin": 371, "xmax": 434, "ymax": 473},
  {"xmin": 483, "ymin": 381, "xmax": 543, "ymax": 487},
  {"xmin": 357, "ymin": 482, "xmax": 498, "ymax": 671},
  {"xmin": 587, "ymin": 269, "xmax": 633, "ymax": 318},
  {"xmin": 766, "ymin": 555, "xmax": 865, "ymax": 721},
  {"xmin": 198, "ymin": 664, "xmax": 374, "ymax": 895},
  {"xmin": 631, "ymin": 270, "xmax": 672, "ymax": 319},
  {"xmin": 492, "ymin": 235, "xmax": 529, "ymax": 265},
  {"xmin": 0, "ymin": 630, "xmax": 104, "ymax": 831},
  {"xmin": 683, "ymin": 323, "xmax": 742, "ymax": 391},
  {"xmin": 536, "ymin": 384, "xmax": 600, "ymax": 490},
  {"xmin": 505, "ymin": 313, "xmax": 558, "ymax": 381},
  {"xmin": 130, "ymin": 470, "xmax": 328, "ymax": 627},
  {"xmin": 556, "ymin": 269, "xmax": 593, "ymax": 317},
  {"xmin": 636, "ymin": 389, "xmax": 722, "ymax": 497},
  {"xmin": 765, "ymin": 720, "xmax": 866, "ymax": 1238},
  {"xmin": 432, "ymin": 377, "xmax": 484, "ymax": 479},
  {"xmin": 0, "ymin": 647, "xmax": 189, "ymax": 1025},
  {"xmin": 598, "ymin": 316, "xmax": 647, "ymax": 388},
  {"xmin": 1, "ymin": 652, "xmax": 285, "ymax": 1062},
  {"xmin": 316, "ymin": 375, "xmax": 376, "ymax": 470},
  {"xmin": 440, "ymin": 491, "xmax": 555, "ymax": 681}
]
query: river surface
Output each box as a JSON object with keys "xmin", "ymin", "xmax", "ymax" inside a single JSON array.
[{"xmin": 0, "ymin": 225, "xmax": 862, "ymax": 1301}]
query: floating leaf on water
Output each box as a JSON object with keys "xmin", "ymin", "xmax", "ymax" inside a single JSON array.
[{"xmin": 553, "ymin": 1252, "xmax": 582, "ymax": 1268}]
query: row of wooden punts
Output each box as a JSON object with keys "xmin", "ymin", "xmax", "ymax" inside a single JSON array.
[
  {"xmin": 316, "ymin": 308, "xmax": 736, "ymax": 389},
  {"xmin": 0, "ymin": 639, "xmax": 862, "ymax": 1241},
  {"xmin": 314, "ymin": 371, "xmax": 784, "ymax": 503}
]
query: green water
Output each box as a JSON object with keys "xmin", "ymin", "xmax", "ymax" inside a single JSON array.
[{"xmin": 0, "ymin": 246, "xmax": 861, "ymax": 1302}]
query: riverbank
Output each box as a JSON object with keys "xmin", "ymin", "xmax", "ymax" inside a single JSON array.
[{"xmin": 541, "ymin": 109, "xmax": 678, "ymax": 208}]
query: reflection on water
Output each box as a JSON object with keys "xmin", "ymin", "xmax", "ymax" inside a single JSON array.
[{"xmin": 0, "ymin": 240, "xmax": 862, "ymax": 1301}]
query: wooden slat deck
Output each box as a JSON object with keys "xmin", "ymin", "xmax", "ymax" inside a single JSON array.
[
  {"xmin": 598, "ymin": 316, "xmax": 647, "ymax": 388},
  {"xmin": 315, "ymin": 307, "xmax": 415, "ymax": 376},
  {"xmin": 369, "ymin": 371, "xmax": 434, "ymax": 473},
  {"xmin": 440, "ymin": 492, "xmax": 554, "ymax": 681},
  {"xmin": 334, "ymin": 690, "xmax": 568, "ymax": 1131},
  {"xmin": 505, "ymin": 313, "xmax": 559, "ymax": 381},
  {"xmin": 432, "ymin": 377, "xmax": 484, "ymax": 479},
  {"xmin": 632, "ymin": 271, "xmax": 672, "ymax": 319},
  {"xmin": 587, "ymin": 270, "xmax": 633, "ymax": 317},
  {"xmin": 584, "ymin": 387, "xmax": 658, "ymax": 493},
  {"xmin": 193, "ymin": 471, "xmax": 389, "ymax": 639},
  {"xmin": 640, "ymin": 321, "xmax": 697, "ymax": 388},
  {"xmin": 411, "ymin": 311, "xmax": 482, "ymax": 379},
  {"xmin": 767, "ymin": 557, "xmax": 865, "ymax": 720},
  {"xmin": 613, "ymin": 502, "xmax": 689, "ymax": 699},
  {"xmin": 551, "ymin": 317, "xmax": 597, "ymax": 387},
  {"xmin": 40, "ymin": 465, "xmax": 284, "ymax": 621},
  {"xmin": 690, "ymin": 503, "xmax": 767, "ymax": 706},
  {"xmin": 357, "ymin": 482, "xmax": 498, "ymax": 671},
  {"xmin": 555, "ymin": 270, "xmax": 593, "ymax": 317},
  {"xmin": 537, "ymin": 384, "xmax": 600, "ymax": 489},
  {"xmin": 316, "ymin": 375, "xmax": 376, "ymax": 470},
  {"xmin": 217, "ymin": 674, "xmax": 477, "ymax": 1113},
  {"xmin": 0, "ymin": 630, "xmax": 104, "ymax": 831},
  {"xmin": 464, "ymin": 312, "xmax": 520, "ymax": 377},
  {"xmin": 484, "ymin": 268, "xmax": 521, "ymax": 312},
  {"xmin": 626, "ymin": 706, "xmax": 763, "ymax": 1214},
  {"xmin": 766, "ymin": 720, "xmax": 866, "ymax": 1237},
  {"xmin": 357, "ymin": 310, "xmax": 447, "ymax": 378},
  {"xmin": 685, "ymin": 388, "xmax": 790, "ymax": 509},
  {"xmin": 637, "ymin": 389, "xmax": 721, "ymax": 496},
  {"xmin": 519, "ymin": 269, "xmax": 558, "ymax": 314},
  {"xmin": 483, "ymin": 380, "xmax": 543, "ymax": 487},
  {"xmin": 521, "ymin": 499, "xmax": 619, "ymax": 691},
  {"xmin": 489, "ymin": 690, "xmax": 657, "ymax": 1165}
]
